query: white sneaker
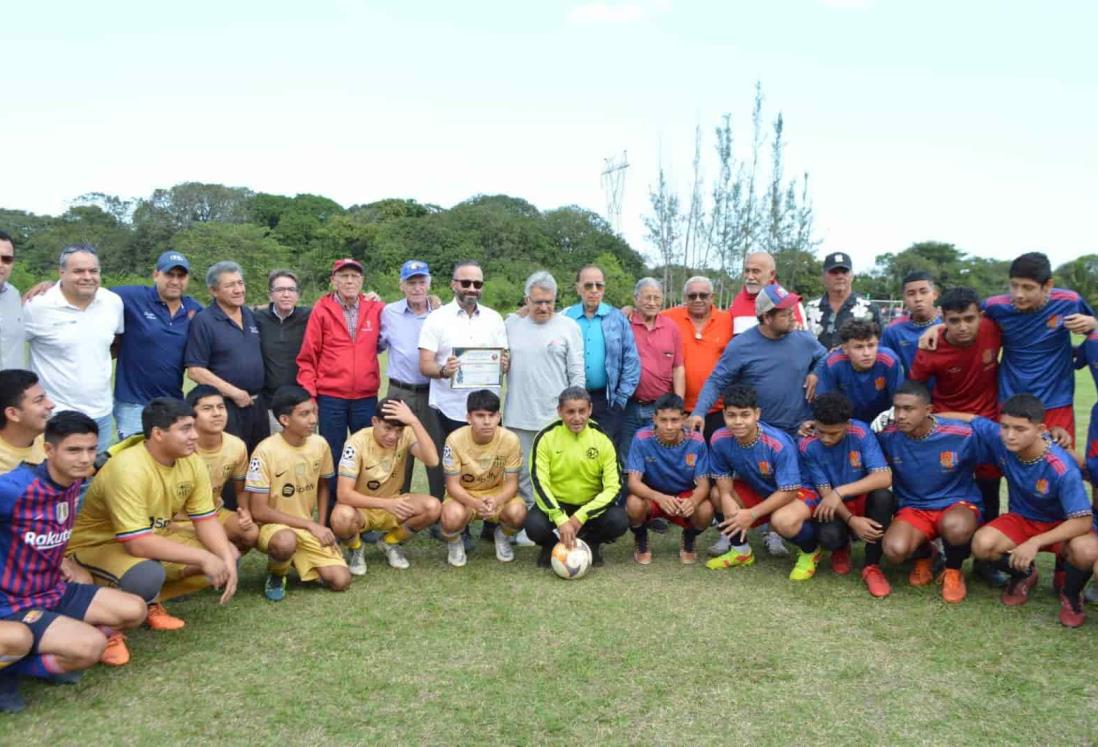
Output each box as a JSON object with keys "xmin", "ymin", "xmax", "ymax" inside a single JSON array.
[
  {"xmin": 376, "ymin": 539, "xmax": 410, "ymax": 570},
  {"xmin": 446, "ymin": 539, "xmax": 467, "ymax": 567},
  {"xmin": 763, "ymin": 531, "xmax": 789, "ymax": 557},
  {"xmin": 494, "ymin": 526, "xmax": 515, "ymax": 562},
  {"xmin": 708, "ymin": 533, "xmax": 731, "ymax": 557},
  {"xmin": 511, "ymin": 529, "xmax": 536, "ymax": 547},
  {"xmin": 346, "ymin": 544, "xmax": 367, "ymax": 576}
]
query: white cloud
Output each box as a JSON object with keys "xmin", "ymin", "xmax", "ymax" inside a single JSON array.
[{"xmin": 566, "ymin": 1, "xmax": 668, "ymax": 25}]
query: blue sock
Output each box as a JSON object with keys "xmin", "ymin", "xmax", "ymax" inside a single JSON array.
[
  {"xmin": 11, "ymin": 654, "xmax": 62, "ymax": 679},
  {"xmin": 790, "ymin": 523, "xmax": 818, "ymax": 553}
]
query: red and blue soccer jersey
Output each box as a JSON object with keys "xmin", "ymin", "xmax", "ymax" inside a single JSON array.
[
  {"xmin": 798, "ymin": 419, "xmax": 890, "ymax": 492},
  {"xmin": 625, "ymin": 427, "xmax": 710, "ymax": 495},
  {"xmin": 815, "ymin": 346, "xmax": 905, "ymax": 424},
  {"xmin": 983, "ymin": 289, "xmax": 1094, "ymax": 408},
  {"xmin": 876, "ymin": 417, "xmax": 983, "ymax": 510},
  {"xmin": 709, "ymin": 422, "xmax": 804, "ymax": 497},
  {"xmin": 881, "ymin": 315, "xmax": 941, "ymax": 373},
  {"xmin": 968, "ymin": 417, "xmax": 1091, "ymax": 523},
  {"xmin": 0, "ymin": 462, "xmax": 80, "ymax": 618}
]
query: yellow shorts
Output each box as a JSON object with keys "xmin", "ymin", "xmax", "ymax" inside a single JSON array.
[
  {"xmin": 442, "ymin": 496, "xmax": 526, "ymax": 526},
  {"xmin": 257, "ymin": 524, "xmax": 346, "ymax": 582},
  {"xmin": 68, "ymin": 528, "xmax": 206, "ymax": 586}
]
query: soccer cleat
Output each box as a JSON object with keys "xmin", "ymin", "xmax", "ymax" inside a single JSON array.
[
  {"xmin": 789, "ymin": 548, "xmax": 822, "ymax": 581},
  {"xmin": 145, "ymin": 603, "xmax": 185, "ymax": 630},
  {"xmin": 377, "ymin": 539, "xmax": 411, "ymax": 570},
  {"xmin": 679, "ymin": 532, "xmax": 698, "ymax": 565},
  {"xmin": 1058, "ymin": 592, "xmax": 1086, "ymax": 628},
  {"xmin": 1001, "ymin": 567, "xmax": 1039, "ymax": 607},
  {"xmin": 100, "ymin": 632, "xmax": 130, "ymax": 667},
  {"xmin": 861, "ymin": 564, "xmax": 892, "ymax": 598},
  {"xmin": 494, "ymin": 526, "xmax": 514, "ymax": 563},
  {"xmin": 633, "ymin": 546, "xmax": 652, "ymax": 565},
  {"xmin": 708, "ymin": 533, "xmax": 732, "ymax": 557},
  {"xmin": 763, "ymin": 531, "xmax": 790, "ymax": 557},
  {"xmin": 972, "ymin": 559, "xmax": 1008, "ymax": 588},
  {"xmin": 908, "ymin": 547, "xmax": 938, "ymax": 587},
  {"xmin": 830, "ymin": 544, "xmax": 852, "ymax": 575},
  {"xmin": 590, "ymin": 543, "xmax": 605, "ymax": 567},
  {"xmin": 705, "ymin": 546, "xmax": 756, "ymax": 570},
  {"xmin": 264, "ymin": 573, "xmax": 287, "ymax": 602},
  {"xmin": 536, "ymin": 544, "xmax": 553, "ymax": 568},
  {"xmin": 346, "ymin": 545, "xmax": 367, "ymax": 576},
  {"xmin": 447, "ymin": 539, "xmax": 467, "ymax": 568},
  {"xmin": 939, "ymin": 568, "xmax": 967, "ymax": 603},
  {"xmin": 511, "ymin": 529, "xmax": 536, "ymax": 547},
  {"xmin": 0, "ymin": 675, "xmax": 24, "ymax": 713}
]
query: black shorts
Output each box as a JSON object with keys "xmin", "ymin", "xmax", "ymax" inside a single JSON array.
[{"xmin": 3, "ymin": 582, "xmax": 100, "ymax": 651}]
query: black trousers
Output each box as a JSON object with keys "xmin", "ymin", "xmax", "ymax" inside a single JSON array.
[
  {"xmin": 524, "ymin": 503, "xmax": 628, "ymax": 548},
  {"xmin": 224, "ymin": 397, "xmax": 270, "ymax": 510},
  {"xmin": 816, "ymin": 488, "xmax": 896, "ymax": 565}
]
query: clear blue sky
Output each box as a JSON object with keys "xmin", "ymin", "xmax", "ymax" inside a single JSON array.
[{"xmin": 3, "ymin": 1, "xmax": 1095, "ymax": 272}]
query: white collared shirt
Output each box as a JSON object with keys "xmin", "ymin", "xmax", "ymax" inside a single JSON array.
[
  {"xmin": 24, "ymin": 284, "xmax": 124, "ymax": 418},
  {"xmin": 418, "ymin": 299, "xmax": 508, "ymax": 421},
  {"xmin": 0, "ymin": 282, "xmax": 26, "ymax": 369}
]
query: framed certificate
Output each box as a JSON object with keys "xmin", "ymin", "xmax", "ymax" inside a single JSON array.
[{"xmin": 451, "ymin": 347, "xmax": 503, "ymax": 389}]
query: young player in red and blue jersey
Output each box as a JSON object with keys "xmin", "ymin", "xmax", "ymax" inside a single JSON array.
[
  {"xmin": 814, "ymin": 320, "xmax": 905, "ymax": 426},
  {"xmin": 706, "ymin": 384, "xmax": 822, "ymax": 581},
  {"xmin": 625, "ymin": 393, "xmax": 713, "ymax": 565},
  {"xmin": 0, "ymin": 413, "xmax": 146, "ymax": 712},
  {"xmin": 880, "ymin": 270, "xmax": 940, "ymax": 373},
  {"xmin": 940, "ymin": 395, "xmax": 1093, "ymax": 626},
  {"xmin": 876, "ymin": 381, "xmax": 984, "ymax": 603},
  {"xmin": 981, "ymin": 252, "xmax": 1096, "ymax": 447},
  {"xmin": 799, "ymin": 393, "xmax": 895, "ymax": 597}
]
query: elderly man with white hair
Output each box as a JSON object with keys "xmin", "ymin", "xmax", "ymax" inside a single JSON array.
[
  {"xmin": 729, "ymin": 251, "xmax": 806, "ymax": 335},
  {"xmin": 504, "ymin": 271, "xmax": 585, "ymax": 513}
]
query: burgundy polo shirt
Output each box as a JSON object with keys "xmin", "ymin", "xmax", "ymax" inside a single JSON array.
[{"xmin": 629, "ymin": 313, "xmax": 683, "ymax": 403}]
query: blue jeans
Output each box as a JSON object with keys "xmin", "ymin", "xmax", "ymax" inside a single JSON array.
[
  {"xmin": 93, "ymin": 413, "xmax": 114, "ymax": 454},
  {"xmin": 113, "ymin": 401, "xmax": 144, "ymax": 442},
  {"xmin": 317, "ymin": 395, "xmax": 378, "ymax": 508},
  {"xmin": 619, "ymin": 399, "xmax": 656, "ymax": 463}
]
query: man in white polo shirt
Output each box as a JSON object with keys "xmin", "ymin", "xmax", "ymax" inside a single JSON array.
[
  {"xmin": 0, "ymin": 231, "xmax": 26, "ymax": 370},
  {"xmin": 23, "ymin": 244, "xmax": 123, "ymax": 452}
]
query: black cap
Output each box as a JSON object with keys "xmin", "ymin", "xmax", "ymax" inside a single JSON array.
[{"xmin": 822, "ymin": 252, "xmax": 852, "ymax": 272}]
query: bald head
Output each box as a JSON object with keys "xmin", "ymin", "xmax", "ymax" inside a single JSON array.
[{"xmin": 742, "ymin": 252, "xmax": 777, "ymax": 296}]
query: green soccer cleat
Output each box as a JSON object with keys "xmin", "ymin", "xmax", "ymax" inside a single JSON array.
[
  {"xmin": 705, "ymin": 546, "xmax": 756, "ymax": 570},
  {"xmin": 264, "ymin": 573, "xmax": 287, "ymax": 602},
  {"xmin": 789, "ymin": 548, "xmax": 822, "ymax": 581}
]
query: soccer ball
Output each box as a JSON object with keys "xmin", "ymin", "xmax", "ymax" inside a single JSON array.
[{"xmin": 551, "ymin": 539, "xmax": 592, "ymax": 579}]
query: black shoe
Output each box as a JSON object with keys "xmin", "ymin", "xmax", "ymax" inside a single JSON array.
[
  {"xmin": 973, "ymin": 559, "xmax": 1008, "ymax": 588},
  {"xmin": 0, "ymin": 675, "xmax": 24, "ymax": 713},
  {"xmin": 537, "ymin": 545, "xmax": 553, "ymax": 568},
  {"xmin": 590, "ymin": 543, "xmax": 605, "ymax": 567},
  {"xmin": 647, "ymin": 518, "xmax": 669, "ymax": 534},
  {"xmin": 480, "ymin": 522, "xmax": 496, "ymax": 541}
]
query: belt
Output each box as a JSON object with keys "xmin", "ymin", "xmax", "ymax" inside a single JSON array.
[
  {"xmin": 389, "ymin": 378, "xmax": 429, "ymax": 393},
  {"xmin": 630, "ymin": 397, "xmax": 656, "ymax": 406}
]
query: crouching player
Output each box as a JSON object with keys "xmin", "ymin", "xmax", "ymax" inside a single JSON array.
[
  {"xmin": 877, "ymin": 382, "xmax": 983, "ymax": 603},
  {"xmin": 706, "ymin": 385, "xmax": 823, "ymax": 581},
  {"xmin": 172, "ymin": 385, "xmax": 258, "ymax": 553},
  {"xmin": 330, "ymin": 397, "xmax": 440, "ymax": 573},
  {"xmin": 247, "ymin": 386, "xmax": 349, "ymax": 601},
  {"xmin": 0, "ymin": 413, "xmax": 146, "ymax": 711},
  {"xmin": 799, "ymin": 393, "xmax": 896, "ymax": 596},
  {"xmin": 439, "ymin": 390, "xmax": 524, "ymax": 567},
  {"xmin": 946, "ymin": 396, "xmax": 1093, "ymax": 626},
  {"xmin": 625, "ymin": 393, "xmax": 712, "ymax": 565},
  {"xmin": 67, "ymin": 400, "xmax": 238, "ymax": 651}
]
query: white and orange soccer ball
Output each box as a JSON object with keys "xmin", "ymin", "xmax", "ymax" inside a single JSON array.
[{"xmin": 550, "ymin": 539, "xmax": 592, "ymax": 579}]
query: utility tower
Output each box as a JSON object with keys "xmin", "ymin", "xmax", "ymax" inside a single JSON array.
[{"xmin": 601, "ymin": 151, "xmax": 629, "ymax": 235}]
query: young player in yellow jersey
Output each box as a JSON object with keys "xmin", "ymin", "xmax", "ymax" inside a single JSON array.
[
  {"xmin": 66, "ymin": 398, "xmax": 239, "ymax": 661},
  {"xmin": 246, "ymin": 386, "xmax": 350, "ymax": 601},
  {"xmin": 175, "ymin": 386, "xmax": 258, "ymax": 552},
  {"xmin": 439, "ymin": 389, "xmax": 525, "ymax": 567},
  {"xmin": 0, "ymin": 370, "xmax": 53, "ymax": 474},
  {"xmin": 331, "ymin": 397, "xmax": 440, "ymax": 574}
]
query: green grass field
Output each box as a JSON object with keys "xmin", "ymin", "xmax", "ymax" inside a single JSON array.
[{"xmin": 2, "ymin": 373, "xmax": 1096, "ymax": 744}]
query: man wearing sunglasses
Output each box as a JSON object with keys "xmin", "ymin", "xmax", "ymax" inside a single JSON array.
[
  {"xmin": 562, "ymin": 265, "xmax": 639, "ymax": 448},
  {"xmin": 805, "ymin": 252, "xmax": 882, "ymax": 351},
  {"xmin": 0, "ymin": 231, "xmax": 25, "ymax": 370}
]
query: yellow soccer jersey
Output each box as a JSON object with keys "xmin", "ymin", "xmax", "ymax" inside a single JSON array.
[
  {"xmin": 196, "ymin": 433, "xmax": 248, "ymax": 509},
  {"xmin": 246, "ymin": 433, "xmax": 334, "ymax": 522},
  {"xmin": 338, "ymin": 427, "xmax": 415, "ymax": 498},
  {"xmin": 0, "ymin": 433, "xmax": 46, "ymax": 473},
  {"xmin": 68, "ymin": 444, "xmax": 217, "ymax": 552},
  {"xmin": 443, "ymin": 426, "xmax": 522, "ymax": 499}
]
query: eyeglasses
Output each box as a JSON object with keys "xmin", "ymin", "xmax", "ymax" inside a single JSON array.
[
  {"xmin": 686, "ymin": 292, "xmax": 711, "ymax": 300},
  {"xmin": 271, "ymin": 286, "xmax": 299, "ymax": 294},
  {"xmin": 455, "ymin": 279, "xmax": 484, "ymax": 289},
  {"xmin": 583, "ymin": 282, "xmax": 605, "ymax": 290},
  {"xmin": 0, "ymin": 255, "xmax": 12, "ymax": 265},
  {"xmin": 529, "ymin": 299, "xmax": 554, "ymax": 307}
]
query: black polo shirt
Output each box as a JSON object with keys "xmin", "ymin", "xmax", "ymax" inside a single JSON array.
[
  {"xmin": 254, "ymin": 304, "xmax": 311, "ymax": 398},
  {"xmin": 184, "ymin": 302, "xmax": 265, "ymax": 395}
]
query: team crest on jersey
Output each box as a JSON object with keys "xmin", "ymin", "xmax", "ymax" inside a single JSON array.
[
  {"xmin": 22, "ymin": 610, "xmax": 43, "ymax": 623},
  {"xmin": 1046, "ymin": 315, "xmax": 1060, "ymax": 329},
  {"xmin": 176, "ymin": 482, "xmax": 193, "ymax": 499},
  {"xmin": 55, "ymin": 501, "xmax": 70, "ymax": 523},
  {"xmin": 586, "ymin": 447, "xmax": 599, "ymax": 460},
  {"xmin": 1035, "ymin": 478, "xmax": 1049, "ymax": 495},
  {"xmin": 685, "ymin": 453, "xmax": 697, "ymax": 467},
  {"xmin": 982, "ymin": 349, "xmax": 994, "ymax": 364},
  {"xmin": 849, "ymin": 451, "xmax": 862, "ymax": 469},
  {"xmin": 874, "ymin": 376, "xmax": 886, "ymax": 391},
  {"xmin": 758, "ymin": 460, "xmax": 771, "ymax": 476},
  {"xmin": 939, "ymin": 451, "xmax": 957, "ymax": 469}
]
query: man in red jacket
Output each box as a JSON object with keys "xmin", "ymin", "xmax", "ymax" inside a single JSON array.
[{"xmin": 296, "ymin": 258, "xmax": 385, "ymax": 505}]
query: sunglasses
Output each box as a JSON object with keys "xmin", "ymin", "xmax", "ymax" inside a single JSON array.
[
  {"xmin": 455, "ymin": 279, "xmax": 484, "ymax": 289},
  {"xmin": 0, "ymin": 255, "xmax": 12, "ymax": 265},
  {"xmin": 686, "ymin": 292, "xmax": 711, "ymax": 301},
  {"xmin": 583, "ymin": 281, "xmax": 606, "ymax": 290}
]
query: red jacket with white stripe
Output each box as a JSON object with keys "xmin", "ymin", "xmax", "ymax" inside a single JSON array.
[{"xmin": 296, "ymin": 293, "xmax": 384, "ymax": 399}]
